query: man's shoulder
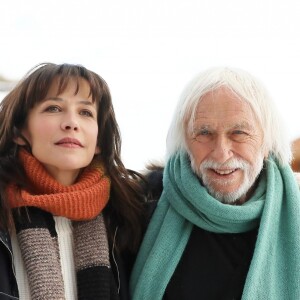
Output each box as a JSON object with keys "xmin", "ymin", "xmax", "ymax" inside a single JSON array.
[
  {"xmin": 143, "ymin": 163, "xmax": 164, "ymax": 201},
  {"xmin": 141, "ymin": 164, "xmax": 164, "ymax": 227}
]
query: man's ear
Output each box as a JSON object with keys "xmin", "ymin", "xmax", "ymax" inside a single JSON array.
[{"xmin": 263, "ymin": 145, "xmax": 269, "ymax": 159}]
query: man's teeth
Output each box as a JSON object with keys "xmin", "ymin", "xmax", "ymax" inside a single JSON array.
[{"xmin": 214, "ymin": 169, "xmax": 236, "ymax": 175}]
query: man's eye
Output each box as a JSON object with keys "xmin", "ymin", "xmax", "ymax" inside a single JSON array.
[
  {"xmin": 193, "ymin": 129, "xmax": 212, "ymax": 143},
  {"xmin": 233, "ymin": 130, "xmax": 246, "ymax": 135},
  {"xmin": 200, "ymin": 130, "xmax": 210, "ymax": 135},
  {"xmin": 231, "ymin": 130, "xmax": 248, "ymax": 142}
]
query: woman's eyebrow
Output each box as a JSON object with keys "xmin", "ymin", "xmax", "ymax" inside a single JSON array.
[
  {"xmin": 42, "ymin": 96, "xmax": 63, "ymax": 102},
  {"xmin": 42, "ymin": 97, "xmax": 94, "ymax": 106},
  {"xmin": 78, "ymin": 100, "xmax": 95, "ymax": 106}
]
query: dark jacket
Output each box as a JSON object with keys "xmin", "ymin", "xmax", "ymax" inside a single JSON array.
[
  {"xmin": 0, "ymin": 225, "xmax": 131, "ymax": 300},
  {"xmin": 0, "ymin": 230, "xmax": 18, "ymax": 300},
  {"xmin": 143, "ymin": 168, "xmax": 257, "ymax": 300}
]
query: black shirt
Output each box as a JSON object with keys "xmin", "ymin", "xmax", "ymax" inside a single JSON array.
[{"xmin": 164, "ymin": 226, "xmax": 257, "ymax": 300}]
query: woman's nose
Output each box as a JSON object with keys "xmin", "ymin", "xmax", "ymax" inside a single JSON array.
[{"xmin": 61, "ymin": 115, "xmax": 79, "ymax": 131}]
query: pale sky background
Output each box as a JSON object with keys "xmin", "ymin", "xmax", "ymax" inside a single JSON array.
[{"xmin": 1, "ymin": 0, "xmax": 300, "ymax": 170}]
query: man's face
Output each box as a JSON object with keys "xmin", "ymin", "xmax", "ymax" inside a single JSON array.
[{"xmin": 185, "ymin": 87, "xmax": 266, "ymax": 204}]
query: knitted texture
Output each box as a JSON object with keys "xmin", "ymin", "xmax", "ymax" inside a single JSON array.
[
  {"xmin": 9, "ymin": 149, "xmax": 117, "ymax": 299},
  {"xmin": 8, "ymin": 148, "xmax": 111, "ymax": 220},
  {"xmin": 13, "ymin": 208, "xmax": 117, "ymax": 300},
  {"xmin": 130, "ymin": 151, "xmax": 300, "ymax": 300},
  {"xmin": 14, "ymin": 208, "xmax": 65, "ymax": 299}
]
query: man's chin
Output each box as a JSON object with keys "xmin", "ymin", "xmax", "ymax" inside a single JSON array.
[{"xmin": 206, "ymin": 186, "xmax": 246, "ymax": 204}]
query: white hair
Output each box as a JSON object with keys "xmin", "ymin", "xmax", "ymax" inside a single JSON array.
[{"xmin": 166, "ymin": 67, "xmax": 291, "ymax": 166}]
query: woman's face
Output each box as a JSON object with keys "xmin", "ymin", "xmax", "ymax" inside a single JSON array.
[{"xmin": 17, "ymin": 77, "xmax": 99, "ymax": 185}]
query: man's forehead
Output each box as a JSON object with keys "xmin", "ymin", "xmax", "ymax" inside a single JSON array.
[
  {"xmin": 194, "ymin": 120, "xmax": 255, "ymax": 131},
  {"xmin": 194, "ymin": 96, "xmax": 259, "ymax": 127},
  {"xmin": 196, "ymin": 87, "xmax": 253, "ymax": 111},
  {"xmin": 196, "ymin": 100, "xmax": 252, "ymax": 114}
]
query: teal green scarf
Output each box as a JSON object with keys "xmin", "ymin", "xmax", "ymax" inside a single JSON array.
[{"xmin": 130, "ymin": 151, "xmax": 300, "ymax": 299}]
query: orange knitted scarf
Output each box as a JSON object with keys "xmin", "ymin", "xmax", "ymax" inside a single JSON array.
[{"xmin": 8, "ymin": 149, "xmax": 111, "ymax": 220}]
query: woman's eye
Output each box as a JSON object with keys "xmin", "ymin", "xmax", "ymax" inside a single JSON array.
[
  {"xmin": 80, "ymin": 110, "xmax": 93, "ymax": 117},
  {"xmin": 45, "ymin": 106, "xmax": 61, "ymax": 113}
]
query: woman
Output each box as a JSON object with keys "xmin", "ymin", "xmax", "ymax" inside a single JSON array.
[{"xmin": 0, "ymin": 63, "xmax": 144, "ymax": 300}]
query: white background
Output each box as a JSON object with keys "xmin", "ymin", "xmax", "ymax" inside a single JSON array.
[{"xmin": 1, "ymin": 0, "xmax": 300, "ymax": 170}]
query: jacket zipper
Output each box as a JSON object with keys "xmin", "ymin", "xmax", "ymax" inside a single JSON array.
[{"xmin": 112, "ymin": 226, "xmax": 120, "ymax": 294}]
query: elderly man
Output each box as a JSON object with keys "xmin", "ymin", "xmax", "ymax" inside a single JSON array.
[{"xmin": 130, "ymin": 67, "xmax": 300, "ymax": 300}]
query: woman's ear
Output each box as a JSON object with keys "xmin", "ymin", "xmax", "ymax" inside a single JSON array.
[
  {"xmin": 13, "ymin": 127, "xmax": 27, "ymax": 146},
  {"xmin": 14, "ymin": 136, "xmax": 27, "ymax": 146},
  {"xmin": 94, "ymin": 146, "xmax": 100, "ymax": 155}
]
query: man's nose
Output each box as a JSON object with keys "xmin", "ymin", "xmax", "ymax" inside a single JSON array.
[{"xmin": 210, "ymin": 135, "xmax": 233, "ymax": 163}]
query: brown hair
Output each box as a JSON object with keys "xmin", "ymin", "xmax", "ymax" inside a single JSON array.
[{"xmin": 0, "ymin": 63, "xmax": 144, "ymax": 252}]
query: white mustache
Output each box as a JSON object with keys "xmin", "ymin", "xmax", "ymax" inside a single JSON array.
[{"xmin": 200, "ymin": 158, "xmax": 250, "ymax": 170}]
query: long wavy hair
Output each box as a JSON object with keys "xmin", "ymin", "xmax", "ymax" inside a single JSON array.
[{"xmin": 0, "ymin": 63, "xmax": 144, "ymax": 252}]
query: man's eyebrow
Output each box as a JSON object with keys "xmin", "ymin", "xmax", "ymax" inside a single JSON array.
[
  {"xmin": 193, "ymin": 124, "xmax": 212, "ymax": 130},
  {"xmin": 192, "ymin": 122, "xmax": 254, "ymax": 132},
  {"xmin": 232, "ymin": 122, "xmax": 254, "ymax": 130}
]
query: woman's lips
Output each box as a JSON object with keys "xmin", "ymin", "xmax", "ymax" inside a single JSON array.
[{"xmin": 55, "ymin": 137, "xmax": 83, "ymax": 147}]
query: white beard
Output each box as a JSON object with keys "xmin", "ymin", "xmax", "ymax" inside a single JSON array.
[{"xmin": 190, "ymin": 155, "xmax": 264, "ymax": 204}]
